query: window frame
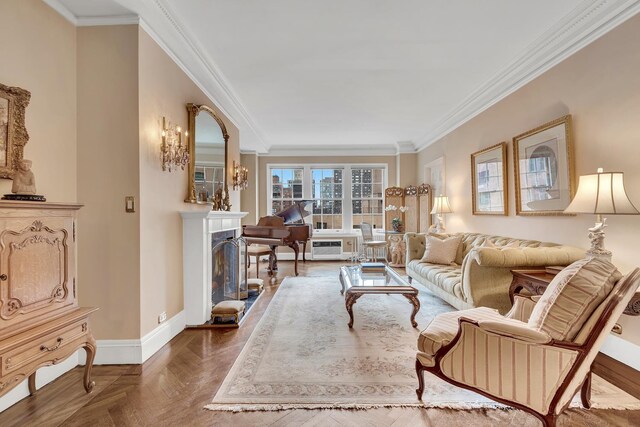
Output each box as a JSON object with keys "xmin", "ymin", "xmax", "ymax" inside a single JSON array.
[{"xmin": 266, "ymin": 163, "xmax": 388, "ymax": 232}]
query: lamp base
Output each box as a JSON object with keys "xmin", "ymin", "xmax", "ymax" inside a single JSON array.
[{"xmin": 586, "ymin": 219, "xmax": 611, "ymax": 261}]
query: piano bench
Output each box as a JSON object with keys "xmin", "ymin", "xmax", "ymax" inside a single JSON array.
[{"xmin": 247, "ymin": 245, "xmax": 272, "ymax": 278}]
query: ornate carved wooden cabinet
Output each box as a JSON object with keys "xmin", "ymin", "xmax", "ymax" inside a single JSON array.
[{"xmin": 0, "ymin": 202, "xmax": 97, "ymax": 398}]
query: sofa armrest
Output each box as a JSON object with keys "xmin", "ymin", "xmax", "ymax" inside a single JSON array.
[
  {"xmin": 467, "ymin": 246, "xmax": 586, "ymax": 268},
  {"xmin": 404, "ymin": 233, "xmax": 426, "ymax": 263}
]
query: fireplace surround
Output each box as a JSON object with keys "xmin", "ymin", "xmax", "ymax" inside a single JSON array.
[{"xmin": 180, "ymin": 208, "xmax": 248, "ymax": 326}]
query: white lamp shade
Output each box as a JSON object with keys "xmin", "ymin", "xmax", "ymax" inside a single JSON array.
[
  {"xmin": 431, "ymin": 195, "xmax": 453, "ymax": 214},
  {"xmin": 564, "ymin": 171, "xmax": 639, "ymax": 215}
]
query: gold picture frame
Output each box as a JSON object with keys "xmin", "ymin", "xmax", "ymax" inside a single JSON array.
[
  {"xmin": 0, "ymin": 83, "xmax": 30, "ymax": 179},
  {"xmin": 513, "ymin": 115, "xmax": 575, "ymax": 216},
  {"xmin": 471, "ymin": 142, "xmax": 508, "ymax": 215}
]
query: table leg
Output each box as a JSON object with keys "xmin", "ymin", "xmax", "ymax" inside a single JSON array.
[
  {"xmin": 345, "ymin": 293, "xmax": 363, "ymax": 328},
  {"xmin": 403, "ymin": 293, "xmax": 420, "ymax": 328},
  {"xmin": 28, "ymin": 372, "xmax": 36, "ymax": 395}
]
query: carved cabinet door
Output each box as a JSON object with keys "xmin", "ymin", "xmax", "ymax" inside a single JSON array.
[{"xmin": 0, "ymin": 217, "xmax": 75, "ymax": 331}]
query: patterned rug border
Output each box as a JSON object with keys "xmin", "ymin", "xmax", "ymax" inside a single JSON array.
[{"xmin": 205, "ymin": 276, "xmax": 640, "ymax": 413}]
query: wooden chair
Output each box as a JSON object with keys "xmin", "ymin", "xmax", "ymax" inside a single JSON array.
[
  {"xmin": 247, "ymin": 245, "xmax": 272, "ymax": 278},
  {"xmin": 359, "ymin": 222, "xmax": 387, "ymax": 262},
  {"xmin": 415, "ymin": 266, "xmax": 640, "ymax": 427}
]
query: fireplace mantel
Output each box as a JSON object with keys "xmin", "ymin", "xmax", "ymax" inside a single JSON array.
[{"xmin": 181, "ymin": 208, "xmax": 248, "ymax": 325}]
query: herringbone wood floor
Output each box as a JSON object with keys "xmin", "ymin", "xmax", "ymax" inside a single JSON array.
[{"xmin": 1, "ymin": 261, "xmax": 639, "ymax": 426}]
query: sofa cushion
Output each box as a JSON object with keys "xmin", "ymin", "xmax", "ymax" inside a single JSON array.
[
  {"xmin": 417, "ymin": 307, "xmax": 505, "ymax": 356},
  {"xmin": 420, "ymin": 235, "xmax": 461, "ymax": 265},
  {"xmin": 528, "ymin": 257, "xmax": 622, "ymax": 341},
  {"xmin": 408, "ymin": 260, "xmax": 463, "ymax": 298}
]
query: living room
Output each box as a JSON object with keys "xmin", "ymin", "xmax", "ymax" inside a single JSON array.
[{"xmin": 1, "ymin": 0, "xmax": 640, "ymax": 426}]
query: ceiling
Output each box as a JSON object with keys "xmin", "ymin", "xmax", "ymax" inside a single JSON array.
[{"xmin": 47, "ymin": 0, "xmax": 640, "ymax": 154}]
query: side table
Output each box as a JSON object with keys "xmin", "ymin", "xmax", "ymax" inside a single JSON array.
[{"xmin": 510, "ymin": 267, "xmax": 640, "ymax": 316}]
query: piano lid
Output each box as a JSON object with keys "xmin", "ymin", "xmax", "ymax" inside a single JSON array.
[{"xmin": 275, "ymin": 200, "xmax": 314, "ymax": 224}]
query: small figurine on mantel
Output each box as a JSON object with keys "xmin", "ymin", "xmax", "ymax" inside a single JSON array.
[{"xmin": 2, "ymin": 159, "xmax": 46, "ymax": 201}]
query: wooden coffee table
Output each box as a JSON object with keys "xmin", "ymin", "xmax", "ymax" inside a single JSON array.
[{"xmin": 339, "ymin": 265, "xmax": 420, "ymax": 328}]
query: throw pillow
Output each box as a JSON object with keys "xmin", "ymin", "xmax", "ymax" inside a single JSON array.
[
  {"xmin": 420, "ymin": 235, "xmax": 462, "ymax": 265},
  {"xmin": 528, "ymin": 257, "xmax": 622, "ymax": 341}
]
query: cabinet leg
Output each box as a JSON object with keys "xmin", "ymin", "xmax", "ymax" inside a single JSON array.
[
  {"xmin": 83, "ymin": 338, "xmax": 97, "ymax": 393},
  {"xmin": 28, "ymin": 372, "xmax": 36, "ymax": 395}
]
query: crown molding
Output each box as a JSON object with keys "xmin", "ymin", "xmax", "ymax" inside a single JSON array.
[
  {"xmin": 42, "ymin": 0, "xmax": 78, "ymax": 25},
  {"xmin": 77, "ymin": 14, "xmax": 140, "ymax": 27},
  {"xmin": 415, "ymin": 0, "xmax": 640, "ymax": 152},
  {"xmin": 260, "ymin": 144, "xmax": 399, "ymax": 157},
  {"xmin": 138, "ymin": 0, "xmax": 270, "ymax": 153},
  {"xmin": 396, "ymin": 141, "xmax": 416, "ymax": 154}
]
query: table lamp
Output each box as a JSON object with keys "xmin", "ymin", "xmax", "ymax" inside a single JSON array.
[
  {"xmin": 564, "ymin": 168, "xmax": 639, "ymax": 260},
  {"xmin": 430, "ymin": 195, "xmax": 453, "ymax": 233}
]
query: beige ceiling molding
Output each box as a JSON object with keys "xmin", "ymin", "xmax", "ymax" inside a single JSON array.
[
  {"xmin": 143, "ymin": 0, "xmax": 269, "ymax": 153},
  {"xmin": 261, "ymin": 144, "xmax": 399, "ymax": 157},
  {"xmin": 44, "ymin": 0, "xmax": 270, "ymax": 154},
  {"xmin": 43, "ymin": 0, "xmax": 139, "ymax": 26},
  {"xmin": 414, "ymin": 0, "xmax": 640, "ymax": 151}
]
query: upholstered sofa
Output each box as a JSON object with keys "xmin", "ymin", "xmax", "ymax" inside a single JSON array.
[{"xmin": 404, "ymin": 232, "xmax": 586, "ymax": 314}]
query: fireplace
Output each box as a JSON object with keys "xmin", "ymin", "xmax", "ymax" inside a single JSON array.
[
  {"xmin": 180, "ymin": 209, "xmax": 248, "ymax": 326},
  {"xmin": 211, "ymin": 230, "xmax": 247, "ymax": 306}
]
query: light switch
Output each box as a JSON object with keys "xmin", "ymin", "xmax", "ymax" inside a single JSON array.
[{"xmin": 125, "ymin": 196, "xmax": 135, "ymax": 213}]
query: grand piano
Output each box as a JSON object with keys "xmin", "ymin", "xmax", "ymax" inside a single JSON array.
[{"xmin": 242, "ymin": 200, "xmax": 314, "ymax": 280}]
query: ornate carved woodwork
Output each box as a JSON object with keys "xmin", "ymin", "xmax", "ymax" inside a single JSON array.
[
  {"xmin": 403, "ymin": 186, "xmax": 419, "ymax": 233},
  {"xmin": 417, "ymin": 184, "xmax": 432, "ymax": 233},
  {"xmin": 510, "ymin": 267, "xmax": 639, "ymax": 316},
  {"xmin": 384, "ymin": 187, "xmax": 404, "ymax": 231},
  {"xmin": 0, "ymin": 201, "xmax": 97, "ymax": 399}
]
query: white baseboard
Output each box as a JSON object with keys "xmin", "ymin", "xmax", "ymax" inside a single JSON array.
[
  {"xmin": 78, "ymin": 310, "xmax": 186, "ymax": 365},
  {"xmin": 600, "ymin": 334, "xmax": 640, "ymax": 371},
  {"xmin": 0, "ymin": 351, "xmax": 80, "ymax": 412},
  {"xmin": 272, "ymin": 252, "xmax": 356, "ymax": 261}
]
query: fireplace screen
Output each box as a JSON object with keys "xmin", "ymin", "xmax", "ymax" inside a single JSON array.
[{"xmin": 211, "ymin": 231, "xmax": 247, "ymax": 306}]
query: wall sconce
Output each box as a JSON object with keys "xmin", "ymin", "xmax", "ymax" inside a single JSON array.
[
  {"xmin": 232, "ymin": 161, "xmax": 249, "ymax": 190},
  {"xmin": 161, "ymin": 116, "xmax": 189, "ymax": 172}
]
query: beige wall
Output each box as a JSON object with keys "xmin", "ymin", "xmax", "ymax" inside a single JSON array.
[
  {"xmin": 256, "ymin": 155, "xmax": 398, "ymax": 220},
  {"xmin": 0, "ymin": 0, "xmax": 77, "ymax": 201},
  {"xmin": 398, "ymin": 153, "xmax": 418, "ymax": 187},
  {"xmin": 77, "ymin": 25, "xmax": 141, "ymax": 339},
  {"xmin": 416, "ymin": 14, "xmax": 640, "ymax": 346},
  {"xmin": 137, "ymin": 28, "xmax": 240, "ymax": 336},
  {"xmin": 240, "ymin": 152, "xmax": 259, "ymax": 225}
]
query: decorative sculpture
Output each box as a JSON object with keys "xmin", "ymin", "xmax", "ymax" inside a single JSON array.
[
  {"xmin": 2, "ymin": 159, "xmax": 46, "ymax": 201},
  {"xmin": 389, "ymin": 235, "xmax": 406, "ymax": 267}
]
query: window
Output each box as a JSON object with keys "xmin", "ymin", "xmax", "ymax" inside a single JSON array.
[
  {"xmin": 268, "ymin": 164, "xmax": 387, "ymax": 231},
  {"xmin": 312, "ymin": 168, "xmax": 343, "ymax": 230},
  {"xmin": 351, "ymin": 167, "xmax": 384, "ymax": 229},
  {"xmin": 270, "ymin": 168, "xmax": 303, "ymax": 214}
]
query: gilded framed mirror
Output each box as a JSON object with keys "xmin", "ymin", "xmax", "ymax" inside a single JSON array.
[
  {"xmin": 513, "ymin": 115, "xmax": 575, "ymax": 216},
  {"xmin": 0, "ymin": 83, "xmax": 30, "ymax": 179},
  {"xmin": 185, "ymin": 103, "xmax": 229, "ymax": 204}
]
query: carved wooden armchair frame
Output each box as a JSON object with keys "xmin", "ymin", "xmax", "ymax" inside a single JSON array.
[{"xmin": 415, "ymin": 268, "xmax": 640, "ymax": 427}]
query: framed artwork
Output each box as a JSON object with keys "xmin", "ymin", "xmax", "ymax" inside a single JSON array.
[
  {"xmin": 471, "ymin": 142, "xmax": 508, "ymax": 215},
  {"xmin": 513, "ymin": 115, "xmax": 575, "ymax": 216},
  {"xmin": 0, "ymin": 83, "xmax": 30, "ymax": 179}
]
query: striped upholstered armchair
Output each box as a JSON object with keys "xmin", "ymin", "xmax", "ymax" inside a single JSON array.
[{"xmin": 415, "ymin": 257, "xmax": 640, "ymax": 427}]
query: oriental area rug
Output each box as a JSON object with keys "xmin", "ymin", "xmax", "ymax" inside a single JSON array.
[{"xmin": 206, "ymin": 276, "xmax": 640, "ymax": 412}]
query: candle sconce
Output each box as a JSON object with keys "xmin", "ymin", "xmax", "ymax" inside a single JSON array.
[
  {"xmin": 161, "ymin": 117, "xmax": 189, "ymax": 172},
  {"xmin": 232, "ymin": 161, "xmax": 249, "ymax": 191}
]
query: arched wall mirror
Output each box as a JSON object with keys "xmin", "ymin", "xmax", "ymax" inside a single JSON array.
[{"xmin": 185, "ymin": 103, "xmax": 229, "ymax": 204}]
